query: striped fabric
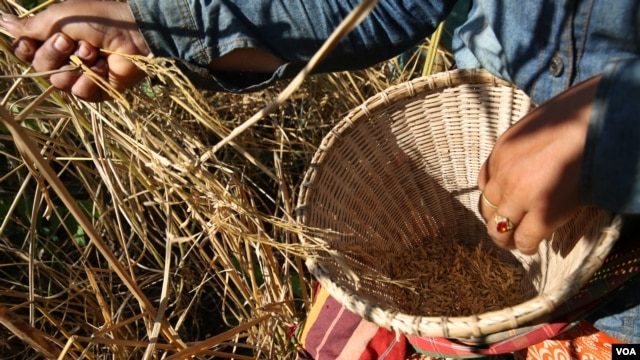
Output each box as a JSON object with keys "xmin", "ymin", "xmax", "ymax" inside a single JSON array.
[
  {"xmin": 296, "ymin": 285, "xmax": 408, "ymax": 360},
  {"xmin": 295, "ymin": 286, "xmax": 625, "ymax": 359},
  {"xmin": 407, "ymin": 322, "xmax": 577, "ymax": 358}
]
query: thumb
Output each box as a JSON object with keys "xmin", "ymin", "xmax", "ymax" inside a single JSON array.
[
  {"xmin": 0, "ymin": 13, "xmax": 34, "ymax": 40},
  {"xmin": 1, "ymin": 6, "xmax": 75, "ymax": 42},
  {"xmin": 1, "ymin": 2, "xmax": 141, "ymax": 51}
]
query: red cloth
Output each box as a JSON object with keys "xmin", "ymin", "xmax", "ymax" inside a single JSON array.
[{"xmin": 294, "ymin": 286, "xmax": 625, "ymax": 359}]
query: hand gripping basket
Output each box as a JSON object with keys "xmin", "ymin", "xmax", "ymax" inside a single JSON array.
[{"xmin": 296, "ymin": 69, "xmax": 622, "ymax": 341}]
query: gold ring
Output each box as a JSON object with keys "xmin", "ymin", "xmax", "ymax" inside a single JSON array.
[
  {"xmin": 481, "ymin": 193, "xmax": 516, "ymax": 233},
  {"xmin": 480, "ymin": 192, "xmax": 498, "ymax": 210},
  {"xmin": 494, "ymin": 214, "xmax": 515, "ymax": 233}
]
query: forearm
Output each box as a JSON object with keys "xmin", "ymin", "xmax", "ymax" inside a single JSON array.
[{"xmin": 582, "ymin": 57, "xmax": 640, "ymax": 213}]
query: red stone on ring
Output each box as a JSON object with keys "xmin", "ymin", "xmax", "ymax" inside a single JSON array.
[
  {"xmin": 496, "ymin": 220, "xmax": 510, "ymax": 233},
  {"xmin": 494, "ymin": 214, "xmax": 514, "ymax": 233}
]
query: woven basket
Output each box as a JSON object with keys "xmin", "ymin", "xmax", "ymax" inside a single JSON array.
[{"xmin": 296, "ymin": 69, "xmax": 622, "ymax": 339}]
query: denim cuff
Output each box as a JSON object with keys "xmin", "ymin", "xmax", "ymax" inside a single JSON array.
[{"xmin": 582, "ymin": 58, "xmax": 640, "ymax": 212}]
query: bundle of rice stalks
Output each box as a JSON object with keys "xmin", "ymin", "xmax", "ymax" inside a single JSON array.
[{"xmin": 0, "ymin": 1, "xmax": 454, "ymax": 358}]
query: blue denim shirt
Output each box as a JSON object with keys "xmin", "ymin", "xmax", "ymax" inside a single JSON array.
[
  {"xmin": 128, "ymin": 0, "xmax": 640, "ymax": 340},
  {"xmin": 453, "ymin": 1, "xmax": 640, "ymax": 214},
  {"xmin": 127, "ymin": 0, "xmax": 454, "ymax": 90},
  {"xmin": 128, "ymin": 0, "xmax": 640, "ymax": 214}
]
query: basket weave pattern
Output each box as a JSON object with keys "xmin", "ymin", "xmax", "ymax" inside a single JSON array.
[{"xmin": 296, "ymin": 69, "xmax": 621, "ymax": 338}]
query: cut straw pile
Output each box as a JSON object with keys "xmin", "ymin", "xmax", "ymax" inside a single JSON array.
[{"xmin": 0, "ymin": 1, "xmax": 454, "ymax": 358}]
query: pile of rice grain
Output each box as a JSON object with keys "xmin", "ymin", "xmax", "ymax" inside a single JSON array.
[{"xmin": 381, "ymin": 238, "xmax": 528, "ymax": 317}]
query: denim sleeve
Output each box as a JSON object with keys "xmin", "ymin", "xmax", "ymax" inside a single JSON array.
[
  {"xmin": 582, "ymin": 58, "xmax": 640, "ymax": 213},
  {"xmin": 127, "ymin": 0, "xmax": 454, "ymax": 92}
]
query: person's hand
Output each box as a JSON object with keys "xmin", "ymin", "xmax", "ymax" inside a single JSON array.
[
  {"xmin": 478, "ymin": 76, "xmax": 601, "ymax": 255},
  {"xmin": 0, "ymin": 0, "xmax": 151, "ymax": 102}
]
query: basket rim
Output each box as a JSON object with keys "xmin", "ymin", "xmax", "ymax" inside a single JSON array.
[
  {"xmin": 304, "ymin": 215, "xmax": 621, "ymax": 338},
  {"xmin": 295, "ymin": 69, "xmax": 622, "ymax": 338}
]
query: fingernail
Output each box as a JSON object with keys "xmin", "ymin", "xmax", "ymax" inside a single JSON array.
[
  {"xmin": 13, "ymin": 38, "xmax": 33, "ymax": 54},
  {"xmin": 75, "ymin": 43, "xmax": 91, "ymax": 59},
  {"xmin": 53, "ymin": 34, "xmax": 72, "ymax": 52},
  {"xmin": 0, "ymin": 13, "xmax": 18, "ymax": 23}
]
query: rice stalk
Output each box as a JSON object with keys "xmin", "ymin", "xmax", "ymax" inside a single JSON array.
[
  {"xmin": 0, "ymin": 305, "xmax": 61, "ymax": 358},
  {"xmin": 0, "ymin": 99, "xmax": 185, "ymax": 352}
]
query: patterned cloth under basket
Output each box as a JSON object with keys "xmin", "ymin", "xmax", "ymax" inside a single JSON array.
[{"xmin": 295, "ymin": 69, "xmax": 623, "ymax": 342}]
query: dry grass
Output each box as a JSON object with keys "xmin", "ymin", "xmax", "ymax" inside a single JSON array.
[{"xmin": 0, "ymin": 1, "xmax": 455, "ymax": 359}]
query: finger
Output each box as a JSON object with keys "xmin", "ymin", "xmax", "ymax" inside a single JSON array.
[
  {"xmin": 31, "ymin": 33, "xmax": 76, "ymax": 73},
  {"xmin": 69, "ymin": 58, "xmax": 110, "ymax": 102},
  {"xmin": 511, "ymin": 213, "xmax": 550, "ymax": 255},
  {"xmin": 486, "ymin": 212, "xmax": 519, "ymax": 250},
  {"xmin": 0, "ymin": 2, "xmax": 140, "ymax": 48},
  {"xmin": 0, "ymin": 12, "xmax": 54, "ymax": 41},
  {"xmin": 74, "ymin": 40, "xmax": 100, "ymax": 65},
  {"xmin": 478, "ymin": 179, "xmax": 502, "ymax": 223},
  {"xmin": 482, "ymin": 182, "xmax": 526, "ymax": 250},
  {"xmin": 481, "ymin": 181, "xmax": 559, "ymax": 255},
  {"xmin": 41, "ymin": 36, "xmax": 104, "ymax": 94},
  {"xmin": 477, "ymin": 158, "xmax": 490, "ymax": 191},
  {"xmin": 1, "ymin": 4, "xmax": 95, "ymax": 43},
  {"xmin": 478, "ymin": 191, "xmax": 497, "ymax": 224},
  {"xmin": 12, "ymin": 37, "xmax": 38, "ymax": 63},
  {"xmin": 477, "ymin": 158, "xmax": 497, "ymax": 224}
]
